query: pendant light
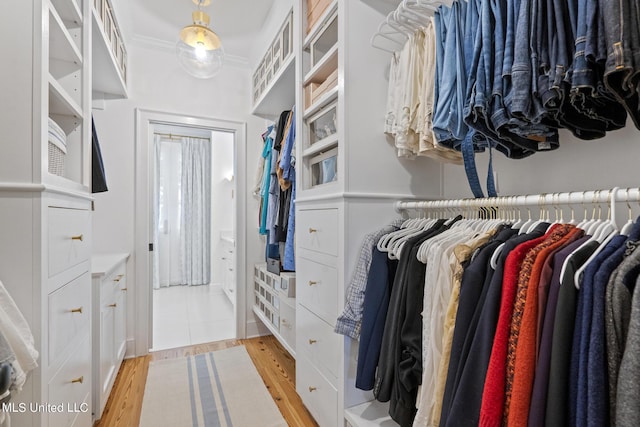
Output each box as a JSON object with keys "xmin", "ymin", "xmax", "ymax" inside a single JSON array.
[{"xmin": 176, "ymin": 0, "xmax": 224, "ymax": 79}]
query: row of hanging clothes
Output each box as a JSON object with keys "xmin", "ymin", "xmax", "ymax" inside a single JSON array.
[
  {"xmin": 0, "ymin": 279, "xmax": 39, "ymax": 426},
  {"xmin": 374, "ymin": 0, "xmax": 640, "ymax": 198},
  {"xmin": 254, "ymin": 107, "xmax": 297, "ymax": 271},
  {"xmin": 335, "ymin": 188, "xmax": 640, "ymax": 427}
]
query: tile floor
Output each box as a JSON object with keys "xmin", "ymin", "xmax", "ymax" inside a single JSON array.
[{"xmin": 152, "ymin": 284, "xmax": 236, "ymax": 351}]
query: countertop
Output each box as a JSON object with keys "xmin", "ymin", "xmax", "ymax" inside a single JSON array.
[{"xmin": 91, "ymin": 253, "xmax": 130, "ymax": 278}]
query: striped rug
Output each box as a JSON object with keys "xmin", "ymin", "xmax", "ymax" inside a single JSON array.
[{"xmin": 140, "ymin": 346, "xmax": 287, "ymax": 427}]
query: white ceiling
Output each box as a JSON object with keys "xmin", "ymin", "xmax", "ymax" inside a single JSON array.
[{"xmin": 113, "ymin": 0, "xmax": 276, "ymax": 59}]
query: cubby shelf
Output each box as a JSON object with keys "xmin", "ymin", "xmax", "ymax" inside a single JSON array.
[
  {"xmin": 303, "ymin": 44, "xmax": 338, "ymax": 86},
  {"xmin": 50, "ymin": 5, "xmax": 83, "ymax": 65}
]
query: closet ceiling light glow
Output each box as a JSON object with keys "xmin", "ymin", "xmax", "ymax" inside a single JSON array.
[{"xmin": 176, "ymin": 1, "xmax": 224, "ymax": 79}]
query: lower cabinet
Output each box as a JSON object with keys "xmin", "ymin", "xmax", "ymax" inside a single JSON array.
[{"xmin": 91, "ymin": 253, "xmax": 129, "ymax": 421}]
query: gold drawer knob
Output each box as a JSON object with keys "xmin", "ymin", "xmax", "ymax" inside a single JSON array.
[
  {"xmin": 113, "ymin": 275, "xmax": 124, "ymax": 282},
  {"xmin": 308, "ymin": 339, "xmax": 317, "ymax": 345},
  {"xmin": 70, "ymin": 307, "xmax": 83, "ymax": 314},
  {"xmin": 309, "ymin": 386, "xmax": 317, "ymax": 392},
  {"xmin": 121, "ymin": 288, "xmax": 128, "ymax": 292},
  {"xmin": 70, "ymin": 376, "xmax": 84, "ymax": 384},
  {"xmin": 308, "ymin": 228, "xmax": 317, "ymax": 233},
  {"xmin": 308, "ymin": 280, "xmax": 317, "ymax": 286},
  {"xmin": 71, "ymin": 234, "xmax": 83, "ymax": 241},
  {"xmin": 108, "ymin": 303, "xmax": 117, "ymax": 308}
]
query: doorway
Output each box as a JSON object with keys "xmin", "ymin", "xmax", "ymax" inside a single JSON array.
[
  {"xmin": 135, "ymin": 109, "xmax": 247, "ymax": 356},
  {"xmin": 150, "ymin": 123, "xmax": 236, "ymax": 350}
]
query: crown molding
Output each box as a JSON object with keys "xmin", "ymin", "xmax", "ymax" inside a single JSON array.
[{"xmin": 130, "ymin": 34, "xmax": 250, "ymax": 67}]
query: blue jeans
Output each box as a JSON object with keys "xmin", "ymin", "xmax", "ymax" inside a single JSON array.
[{"xmin": 603, "ymin": 0, "xmax": 640, "ymax": 128}]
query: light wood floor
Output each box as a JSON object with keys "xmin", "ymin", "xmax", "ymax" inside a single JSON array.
[{"xmin": 94, "ymin": 335, "xmax": 318, "ymax": 427}]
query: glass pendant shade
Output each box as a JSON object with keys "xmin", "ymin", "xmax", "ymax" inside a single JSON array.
[{"xmin": 176, "ymin": 10, "xmax": 224, "ymax": 79}]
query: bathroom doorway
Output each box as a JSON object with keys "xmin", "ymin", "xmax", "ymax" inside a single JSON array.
[{"xmin": 149, "ymin": 120, "xmax": 236, "ymax": 350}]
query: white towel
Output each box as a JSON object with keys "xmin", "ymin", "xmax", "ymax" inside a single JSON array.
[{"xmin": 0, "ymin": 280, "xmax": 38, "ymax": 391}]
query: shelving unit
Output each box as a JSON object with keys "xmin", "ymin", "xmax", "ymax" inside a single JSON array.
[
  {"xmin": 293, "ymin": 2, "xmax": 443, "ymax": 427},
  {"xmin": 92, "ymin": 0, "xmax": 128, "ymax": 97},
  {"xmin": 0, "ymin": 0, "xmax": 95, "ymax": 425},
  {"xmin": 253, "ymin": 264, "xmax": 296, "ymax": 357},
  {"xmin": 252, "ymin": 10, "xmax": 295, "ymax": 118}
]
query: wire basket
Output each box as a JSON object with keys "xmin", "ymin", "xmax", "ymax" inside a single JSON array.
[{"xmin": 48, "ymin": 141, "xmax": 66, "ymax": 177}]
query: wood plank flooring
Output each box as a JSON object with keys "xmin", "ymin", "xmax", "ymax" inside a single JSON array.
[{"xmin": 95, "ymin": 336, "xmax": 317, "ymax": 427}]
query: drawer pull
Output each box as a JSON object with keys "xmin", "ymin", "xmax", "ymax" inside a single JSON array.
[
  {"xmin": 222, "ymin": 257, "xmax": 227, "ymax": 260},
  {"xmin": 69, "ymin": 307, "xmax": 83, "ymax": 314},
  {"xmin": 113, "ymin": 275, "xmax": 124, "ymax": 282},
  {"xmin": 308, "ymin": 280, "xmax": 317, "ymax": 286},
  {"xmin": 108, "ymin": 303, "xmax": 117, "ymax": 308},
  {"xmin": 308, "ymin": 228, "xmax": 318, "ymax": 233},
  {"xmin": 71, "ymin": 234, "xmax": 84, "ymax": 241},
  {"xmin": 229, "ymin": 268, "xmax": 234, "ymax": 271},
  {"xmin": 70, "ymin": 376, "xmax": 84, "ymax": 384},
  {"xmin": 121, "ymin": 288, "xmax": 128, "ymax": 292},
  {"xmin": 309, "ymin": 386, "xmax": 317, "ymax": 392},
  {"xmin": 308, "ymin": 339, "xmax": 317, "ymax": 345}
]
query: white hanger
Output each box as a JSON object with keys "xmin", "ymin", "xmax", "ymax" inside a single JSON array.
[
  {"xmin": 620, "ymin": 188, "xmax": 635, "ymax": 236},
  {"xmin": 371, "ymin": 21, "xmax": 408, "ymax": 53}
]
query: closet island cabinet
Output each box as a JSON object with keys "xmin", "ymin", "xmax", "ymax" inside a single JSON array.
[
  {"xmin": 294, "ymin": 1, "xmax": 442, "ymax": 426},
  {"xmin": 0, "ymin": 0, "xmax": 94, "ymax": 426}
]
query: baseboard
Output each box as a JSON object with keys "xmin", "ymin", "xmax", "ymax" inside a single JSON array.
[
  {"xmin": 125, "ymin": 338, "xmax": 136, "ymax": 358},
  {"xmin": 246, "ymin": 318, "xmax": 270, "ymax": 338}
]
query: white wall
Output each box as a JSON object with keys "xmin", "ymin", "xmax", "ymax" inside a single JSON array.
[
  {"xmin": 442, "ymin": 125, "xmax": 640, "ymax": 200},
  {"xmin": 211, "ymin": 131, "xmax": 235, "ymax": 284},
  {"xmin": 91, "ymin": 40, "xmax": 265, "ymax": 351}
]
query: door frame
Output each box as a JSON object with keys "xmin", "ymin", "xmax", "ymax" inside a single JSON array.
[{"xmin": 134, "ymin": 108, "xmax": 247, "ymax": 355}]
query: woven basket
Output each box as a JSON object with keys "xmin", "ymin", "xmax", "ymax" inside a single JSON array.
[{"xmin": 48, "ymin": 141, "xmax": 66, "ymax": 176}]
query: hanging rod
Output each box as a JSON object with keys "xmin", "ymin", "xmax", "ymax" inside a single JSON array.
[
  {"xmin": 395, "ymin": 187, "xmax": 640, "ymax": 221},
  {"xmin": 154, "ymin": 132, "xmax": 210, "ymax": 140}
]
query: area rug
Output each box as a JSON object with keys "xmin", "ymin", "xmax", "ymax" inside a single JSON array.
[{"xmin": 140, "ymin": 346, "xmax": 287, "ymax": 427}]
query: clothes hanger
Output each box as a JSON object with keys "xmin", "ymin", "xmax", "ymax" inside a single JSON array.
[
  {"xmin": 371, "ymin": 21, "xmax": 408, "ymax": 53},
  {"xmin": 522, "ymin": 194, "xmax": 547, "ymax": 234},
  {"xmin": 620, "ymin": 188, "xmax": 635, "ymax": 236}
]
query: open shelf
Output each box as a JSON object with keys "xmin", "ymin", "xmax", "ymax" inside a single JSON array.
[
  {"xmin": 253, "ymin": 305, "xmax": 296, "ymax": 357},
  {"xmin": 252, "ymin": 55, "xmax": 296, "ymax": 119},
  {"xmin": 303, "ymin": 133, "xmax": 338, "ymax": 158},
  {"xmin": 49, "ymin": 6, "xmax": 82, "ymax": 65},
  {"xmin": 49, "ymin": 76, "xmax": 83, "ymax": 117},
  {"xmin": 51, "ymin": 0, "xmax": 83, "ymax": 24},
  {"xmin": 304, "ymin": 0, "xmax": 339, "ymax": 49},
  {"xmin": 304, "ymin": 86, "xmax": 338, "ymax": 119},
  {"xmin": 345, "ymin": 400, "xmax": 397, "ymax": 427},
  {"xmin": 91, "ymin": 5, "xmax": 127, "ymax": 97},
  {"xmin": 304, "ymin": 44, "xmax": 338, "ymax": 86}
]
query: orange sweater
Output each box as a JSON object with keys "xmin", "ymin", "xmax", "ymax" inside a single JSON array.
[{"xmin": 507, "ymin": 227, "xmax": 583, "ymax": 426}]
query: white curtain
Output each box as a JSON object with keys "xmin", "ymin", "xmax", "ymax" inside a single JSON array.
[
  {"xmin": 154, "ymin": 138, "xmax": 185, "ymax": 288},
  {"xmin": 180, "ymin": 137, "xmax": 211, "ymax": 286}
]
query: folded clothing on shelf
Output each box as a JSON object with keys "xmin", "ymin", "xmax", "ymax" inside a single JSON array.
[{"xmin": 48, "ymin": 117, "xmax": 67, "ymax": 153}]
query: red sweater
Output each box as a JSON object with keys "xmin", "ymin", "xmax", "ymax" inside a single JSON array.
[
  {"xmin": 507, "ymin": 226, "xmax": 581, "ymax": 426},
  {"xmin": 479, "ymin": 225, "xmax": 559, "ymax": 427}
]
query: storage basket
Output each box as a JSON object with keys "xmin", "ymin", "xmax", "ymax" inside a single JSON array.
[{"xmin": 48, "ymin": 141, "xmax": 66, "ymax": 177}]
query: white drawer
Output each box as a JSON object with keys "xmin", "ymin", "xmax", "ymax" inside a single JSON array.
[
  {"xmin": 297, "ymin": 304, "xmax": 340, "ymax": 382},
  {"xmin": 297, "ymin": 354, "xmax": 338, "ymax": 427},
  {"xmin": 279, "ymin": 300, "xmax": 296, "ymax": 352},
  {"xmin": 48, "ymin": 206, "xmax": 90, "ymax": 278},
  {"xmin": 48, "ymin": 272, "xmax": 91, "ymax": 367},
  {"xmin": 48, "ymin": 335, "xmax": 91, "ymax": 427},
  {"xmin": 297, "ymin": 208, "xmax": 338, "ymax": 256},
  {"xmin": 101, "ymin": 264, "xmax": 126, "ymax": 305},
  {"xmin": 297, "ymin": 256, "xmax": 338, "ymax": 324}
]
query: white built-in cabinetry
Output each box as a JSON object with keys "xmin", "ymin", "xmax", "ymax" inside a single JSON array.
[
  {"xmin": 0, "ymin": 0, "xmax": 94, "ymax": 425},
  {"xmin": 250, "ymin": 6, "xmax": 299, "ymax": 356},
  {"xmin": 294, "ymin": 1, "xmax": 442, "ymax": 426},
  {"xmin": 220, "ymin": 238, "xmax": 236, "ymax": 306},
  {"xmin": 90, "ymin": 253, "xmax": 129, "ymax": 422},
  {"xmin": 253, "ymin": 264, "xmax": 297, "ymax": 356},
  {"xmin": 91, "ymin": 0, "xmax": 128, "ymax": 97}
]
